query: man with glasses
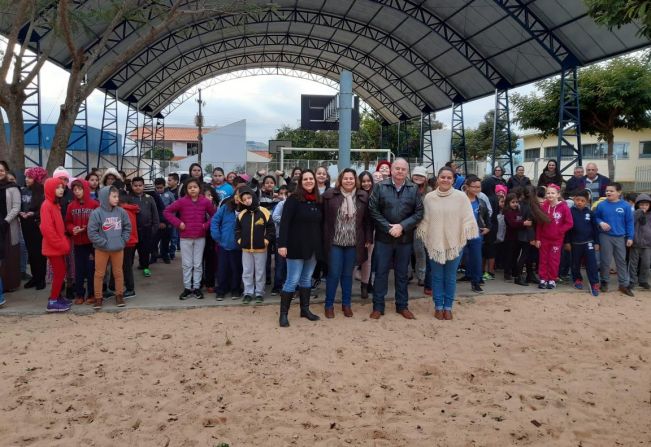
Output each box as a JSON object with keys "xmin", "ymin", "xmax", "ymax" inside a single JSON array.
[{"xmin": 583, "ymin": 163, "xmax": 610, "ymax": 201}]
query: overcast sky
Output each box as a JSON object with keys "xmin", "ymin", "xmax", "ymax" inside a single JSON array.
[{"xmin": 6, "ymin": 50, "xmax": 537, "ymax": 145}]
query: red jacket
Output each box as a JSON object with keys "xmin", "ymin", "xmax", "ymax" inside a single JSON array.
[
  {"xmin": 65, "ymin": 179, "xmax": 99, "ymax": 245},
  {"xmin": 121, "ymin": 202, "xmax": 140, "ymax": 248},
  {"xmin": 536, "ymin": 200, "xmax": 574, "ymax": 243},
  {"xmin": 40, "ymin": 178, "xmax": 71, "ymax": 257}
]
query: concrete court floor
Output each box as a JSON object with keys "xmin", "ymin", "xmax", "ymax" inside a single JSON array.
[{"xmin": 0, "ymin": 256, "xmax": 557, "ymax": 316}]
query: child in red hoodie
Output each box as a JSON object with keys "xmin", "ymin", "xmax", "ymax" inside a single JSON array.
[
  {"xmin": 41, "ymin": 178, "xmax": 71, "ymax": 312},
  {"xmin": 66, "ymin": 179, "xmax": 99, "ymax": 305},
  {"xmin": 534, "ymin": 184, "xmax": 573, "ymax": 289}
]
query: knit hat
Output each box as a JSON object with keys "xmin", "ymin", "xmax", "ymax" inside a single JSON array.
[
  {"xmin": 495, "ymin": 184, "xmax": 508, "ymax": 196},
  {"xmin": 52, "ymin": 166, "xmax": 71, "ymax": 182},
  {"xmin": 376, "ymin": 160, "xmax": 391, "ymax": 172},
  {"xmin": 24, "ymin": 166, "xmax": 48, "ymax": 184},
  {"xmin": 411, "ymin": 166, "xmax": 427, "ymax": 179},
  {"xmin": 547, "ymin": 183, "xmax": 561, "ymax": 191}
]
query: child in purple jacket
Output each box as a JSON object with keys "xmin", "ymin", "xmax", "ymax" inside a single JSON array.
[{"xmin": 163, "ymin": 178, "xmax": 215, "ymax": 299}]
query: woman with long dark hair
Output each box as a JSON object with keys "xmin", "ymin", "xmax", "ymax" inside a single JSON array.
[
  {"xmin": 0, "ymin": 161, "xmax": 22, "ymax": 292},
  {"xmin": 20, "ymin": 167, "xmax": 48, "ymax": 290},
  {"xmin": 537, "ymin": 160, "xmax": 564, "ymax": 188},
  {"xmin": 277, "ymin": 169, "xmax": 322, "ymax": 327},
  {"xmin": 356, "ymin": 171, "xmax": 374, "ymax": 298},
  {"xmin": 321, "ymin": 168, "xmax": 372, "ymax": 318}
]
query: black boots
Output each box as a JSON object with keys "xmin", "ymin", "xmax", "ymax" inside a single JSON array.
[
  {"xmin": 525, "ymin": 266, "xmax": 539, "ymax": 284},
  {"xmin": 514, "ymin": 275, "xmax": 529, "ymax": 286},
  {"xmin": 299, "ymin": 287, "xmax": 320, "ymax": 321},
  {"xmin": 279, "ymin": 291, "xmax": 292, "ymax": 327}
]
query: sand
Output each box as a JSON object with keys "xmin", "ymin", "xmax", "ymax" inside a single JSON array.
[{"xmin": 0, "ymin": 291, "xmax": 650, "ymax": 447}]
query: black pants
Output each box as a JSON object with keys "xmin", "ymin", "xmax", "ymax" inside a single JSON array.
[
  {"xmin": 136, "ymin": 226, "xmax": 153, "ymax": 269},
  {"xmin": 154, "ymin": 225, "xmax": 172, "ymax": 261},
  {"xmin": 202, "ymin": 237, "xmax": 216, "ymax": 289},
  {"xmin": 20, "ymin": 218, "xmax": 46, "ymax": 284},
  {"xmin": 111, "ymin": 246, "xmax": 136, "ymax": 291}
]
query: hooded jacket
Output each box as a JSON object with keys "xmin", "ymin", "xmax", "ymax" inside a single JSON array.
[
  {"xmin": 235, "ymin": 189, "xmax": 275, "ymax": 253},
  {"xmin": 210, "ymin": 200, "xmax": 239, "ymax": 251},
  {"xmin": 100, "ymin": 168, "xmax": 123, "ymax": 187},
  {"xmin": 65, "ymin": 179, "xmax": 99, "ymax": 245},
  {"xmin": 51, "ymin": 167, "xmax": 74, "ymax": 218},
  {"xmin": 87, "ymin": 186, "xmax": 131, "ymax": 252},
  {"xmin": 633, "ymin": 193, "xmax": 651, "ymax": 248},
  {"xmin": 536, "ymin": 199, "xmax": 573, "ymax": 242},
  {"xmin": 40, "ymin": 178, "xmax": 71, "ymax": 257}
]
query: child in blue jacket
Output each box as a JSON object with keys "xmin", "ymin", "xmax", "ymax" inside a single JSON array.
[
  {"xmin": 564, "ymin": 190, "xmax": 600, "ymax": 296},
  {"xmin": 210, "ymin": 192, "xmax": 242, "ymax": 300}
]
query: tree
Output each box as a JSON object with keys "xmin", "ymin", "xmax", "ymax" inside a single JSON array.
[
  {"xmin": 0, "ymin": 0, "xmax": 253, "ymax": 172},
  {"xmin": 586, "ymin": 0, "xmax": 651, "ymax": 39},
  {"xmin": 464, "ymin": 110, "xmax": 519, "ymax": 161},
  {"xmin": 512, "ymin": 55, "xmax": 651, "ymax": 179}
]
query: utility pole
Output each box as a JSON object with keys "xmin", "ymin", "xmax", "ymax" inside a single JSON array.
[{"xmin": 195, "ymin": 88, "xmax": 204, "ymax": 168}]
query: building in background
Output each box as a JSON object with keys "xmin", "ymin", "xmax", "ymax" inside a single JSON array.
[{"xmin": 521, "ymin": 128, "xmax": 651, "ymax": 188}]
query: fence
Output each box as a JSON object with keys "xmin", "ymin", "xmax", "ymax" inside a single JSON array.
[{"xmin": 635, "ymin": 165, "xmax": 651, "ymax": 192}]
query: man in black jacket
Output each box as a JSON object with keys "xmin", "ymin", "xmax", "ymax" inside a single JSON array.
[{"xmin": 368, "ymin": 158, "xmax": 424, "ymax": 320}]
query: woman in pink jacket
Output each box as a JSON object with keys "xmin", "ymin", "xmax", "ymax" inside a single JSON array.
[
  {"xmin": 163, "ymin": 178, "xmax": 215, "ymax": 300},
  {"xmin": 534, "ymin": 184, "xmax": 573, "ymax": 289}
]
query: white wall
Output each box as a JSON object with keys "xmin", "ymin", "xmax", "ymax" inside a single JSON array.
[
  {"xmin": 201, "ymin": 119, "xmax": 247, "ymax": 172},
  {"xmin": 172, "ymin": 141, "xmax": 188, "ymax": 158}
]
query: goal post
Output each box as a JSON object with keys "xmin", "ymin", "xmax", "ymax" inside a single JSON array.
[{"xmin": 279, "ymin": 147, "xmax": 394, "ymax": 173}]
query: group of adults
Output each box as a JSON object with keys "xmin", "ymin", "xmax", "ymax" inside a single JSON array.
[{"xmin": 276, "ymin": 158, "xmax": 481, "ymax": 326}]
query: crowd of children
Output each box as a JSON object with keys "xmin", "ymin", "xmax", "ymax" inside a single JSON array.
[{"xmin": 0, "ymin": 159, "xmax": 649, "ymax": 313}]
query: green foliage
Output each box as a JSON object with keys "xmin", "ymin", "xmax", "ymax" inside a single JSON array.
[
  {"xmin": 512, "ymin": 55, "xmax": 651, "ymax": 142},
  {"xmin": 585, "ymin": 0, "xmax": 651, "ymax": 39},
  {"xmin": 464, "ymin": 110, "xmax": 519, "ymax": 161},
  {"xmin": 143, "ymin": 148, "xmax": 174, "ymax": 160}
]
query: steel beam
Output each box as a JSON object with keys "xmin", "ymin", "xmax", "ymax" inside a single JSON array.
[
  {"xmin": 557, "ymin": 66, "xmax": 582, "ymax": 175},
  {"xmin": 22, "ymin": 41, "xmax": 42, "ymax": 167},
  {"xmin": 139, "ymin": 114, "xmax": 155, "ymax": 181},
  {"xmin": 152, "ymin": 116, "xmax": 165, "ymax": 182},
  {"xmin": 120, "ymin": 102, "xmax": 140, "ymax": 177},
  {"xmin": 64, "ymin": 92, "xmax": 89, "ymax": 178},
  {"xmin": 490, "ymin": 89, "xmax": 514, "ymax": 177},
  {"xmin": 420, "ymin": 109, "xmax": 434, "ymax": 169},
  {"xmin": 97, "ymin": 88, "xmax": 119, "ymax": 170},
  {"xmin": 450, "ymin": 102, "xmax": 468, "ymax": 175}
]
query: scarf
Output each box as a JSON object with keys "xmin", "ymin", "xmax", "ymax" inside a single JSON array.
[
  {"xmin": 416, "ymin": 188, "xmax": 479, "ymax": 264},
  {"xmin": 340, "ymin": 188, "xmax": 356, "ymax": 219},
  {"xmin": 304, "ymin": 192, "xmax": 316, "ymax": 202}
]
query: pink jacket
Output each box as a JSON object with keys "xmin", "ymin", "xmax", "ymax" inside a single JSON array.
[
  {"xmin": 163, "ymin": 195, "xmax": 215, "ymax": 239},
  {"xmin": 536, "ymin": 200, "xmax": 573, "ymax": 243}
]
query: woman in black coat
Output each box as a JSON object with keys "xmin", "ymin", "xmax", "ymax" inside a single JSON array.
[
  {"xmin": 537, "ymin": 160, "xmax": 564, "ymax": 188},
  {"xmin": 277, "ymin": 169, "xmax": 322, "ymax": 327}
]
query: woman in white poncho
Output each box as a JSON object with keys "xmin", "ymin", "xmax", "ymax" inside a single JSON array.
[{"xmin": 417, "ymin": 166, "xmax": 478, "ymax": 320}]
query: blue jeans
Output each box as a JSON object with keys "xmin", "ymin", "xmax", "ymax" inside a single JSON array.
[
  {"xmin": 430, "ymin": 255, "xmax": 463, "ymax": 310},
  {"xmin": 571, "ymin": 242, "xmax": 599, "ymax": 285},
  {"xmin": 464, "ymin": 237, "xmax": 483, "ymax": 283},
  {"xmin": 372, "ymin": 241, "xmax": 412, "ymax": 313},
  {"xmin": 170, "ymin": 228, "xmax": 179, "ymax": 258},
  {"xmin": 325, "ymin": 246, "xmax": 357, "ymax": 308},
  {"xmin": 273, "ymin": 252, "xmax": 287, "ymax": 290},
  {"xmin": 283, "ymin": 255, "xmax": 317, "ymax": 293}
]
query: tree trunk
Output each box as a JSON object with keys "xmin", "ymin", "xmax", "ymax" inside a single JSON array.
[
  {"xmin": 5, "ymin": 99, "xmax": 27, "ymax": 172},
  {"xmin": 606, "ymin": 132, "xmax": 615, "ymax": 180},
  {"xmin": 46, "ymin": 99, "xmax": 81, "ymax": 172}
]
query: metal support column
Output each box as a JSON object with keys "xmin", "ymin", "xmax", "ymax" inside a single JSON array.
[
  {"xmin": 152, "ymin": 115, "xmax": 165, "ymax": 181},
  {"xmin": 451, "ymin": 102, "xmax": 468, "ymax": 175},
  {"xmin": 22, "ymin": 41, "xmax": 42, "ymax": 167},
  {"xmin": 557, "ymin": 66, "xmax": 582, "ymax": 175},
  {"xmin": 338, "ymin": 70, "xmax": 353, "ymax": 171},
  {"xmin": 420, "ymin": 108, "xmax": 434, "ymax": 169},
  {"xmin": 65, "ymin": 92, "xmax": 89, "ymax": 178},
  {"xmin": 120, "ymin": 101, "xmax": 140, "ymax": 177},
  {"xmin": 140, "ymin": 113, "xmax": 155, "ymax": 180},
  {"xmin": 397, "ymin": 115, "xmax": 408, "ymax": 157},
  {"xmin": 97, "ymin": 84, "xmax": 119, "ymax": 170},
  {"xmin": 490, "ymin": 89, "xmax": 514, "ymax": 177}
]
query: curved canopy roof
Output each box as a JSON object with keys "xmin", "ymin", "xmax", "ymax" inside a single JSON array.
[{"xmin": 4, "ymin": 0, "xmax": 650, "ymax": 123}]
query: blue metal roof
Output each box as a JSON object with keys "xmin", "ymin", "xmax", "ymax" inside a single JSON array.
[{"xmin": 3, "ymin": 124, "xmax": 122, "ymax": 155}]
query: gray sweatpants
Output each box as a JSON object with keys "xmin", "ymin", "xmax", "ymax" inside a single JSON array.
[
  {"xmin": 180, "ymin": 238, "xmax": 205, "ymax": 290},
  {"xmin": 599, "ymin": 233, "xmax": 629, "ymax": 287},
  {"xmin": 242, "ymin": 251, "xmax": 267, "ymax": 296},
  {"xmin": 629, "ymin": 246, "xmax": 651, "ymax": 286}
]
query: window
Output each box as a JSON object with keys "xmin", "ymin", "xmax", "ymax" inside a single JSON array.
[
  {"xmin": 640, "ymin": 141, "xmax": 651, "ymax": 158},
  {"xmin": 187, "ymin": 142, "xmax": 199, "ymax": 156},
  {"xmin": 581, "ymin": 142, "xmax": 629, "ymax": 159},
  {"xmin": 544, "ymin": 145, "xmax": 575, "ymax": 159},
  {"xmin": 524, "ymin": 148, "xmax": 539, "ymax": 161}
]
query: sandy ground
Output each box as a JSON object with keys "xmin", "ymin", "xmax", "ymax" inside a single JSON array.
[{"xmin": 1, "ymin": 291, "xmax": 650, "ymax": 447}]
